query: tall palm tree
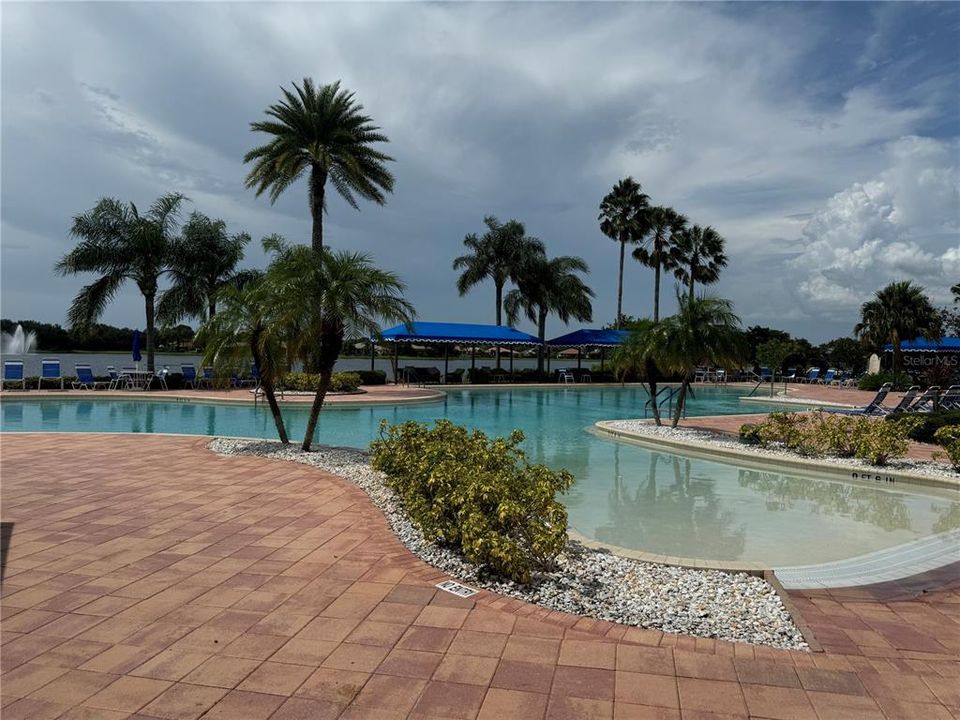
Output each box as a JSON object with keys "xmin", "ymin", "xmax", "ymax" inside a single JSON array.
[
  {"xmin": 650, "ymin": 294, "xmax": 743, "ymax": 427},
  {"xmin": 244, "ymin": 78, "xmax": 394, "ymax": 254},
  {"xmin": 452, "ymin": 216, "xmax": 545, "ymax": 326},
  {"xmin": 670, "ymin": 224, "xmax": 727, "ymax": 302},
  {"xmin": 855, "ymin": 280, "xmax": 941, "ymax": 373},
  {"xmin": 195, "ymin": 270, "xmax": 289, "ymax": 443},
  {"xmin": 952, "ymin": 283, "xmax": 959, "ymax": 303},
  {"xmin": 264, "ymin": 238, "xmax": 415, "ymax": 451},
  {"xmin": 56, "ymin": 193, "xmax": 187, "ymax": 371},
  {"xmin": 158, "ymin": 212, "xmax": 251, "ymax": 325},
  {"xmin": 599, "ymin": 178, "xmax": 650, "ymax": 328},
  {"xmin": 505, "ymin": 254, "xmax": 594, "ymax": 374},
  {"xmin": 633, "ymin": 206, "xmax": 687, "ymax": 322}
]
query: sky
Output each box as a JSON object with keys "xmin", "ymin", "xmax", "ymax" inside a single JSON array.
[{"xmin": 2, "ymin": 1, "xmax": 958, "ymax": 343}]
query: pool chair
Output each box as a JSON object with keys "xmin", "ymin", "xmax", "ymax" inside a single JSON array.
[
  {"xmin": 783, "ymin": 367, "xmax": 797, "ymax": 383},
  {"xmin": 907, "ymin": 386, "xmax": 942, "ymax": 413},
  {"xmin": 181, "ymin": 364, "xmax": 199, "ymax": 389},
  {"xmin": 800, "ymin": 367, "xmax": 820, "ymax": 384},
  {"xmin": 38, "ymin": 358, "xmax": 64, "ymax": 390},
  {"xmin": 694, "ymin": 367, "xmax": 707, "ymax": 382},
  {"xmin": 825, "ymin": 383, "xmax": 893, "ymax": 416},
  {"xmin": 759, "ymin": 367, "xmax": 772, "ymax": 383},
  {"xmin": 72, "ymin": 364, "xmax": 107, "ymax": 390},
  {"xmin": 201, "ymin": 366, "xmax": 215, "ymax": 389},
  {"xmin": 156, "ymin": 366, "xmax": 170, "ymax": 391},
  {"xmin": 557, "ymin": 368, "xmax": 575, "ymax": 384},
  {"xmin": 3, "ymin": 360, "xmax": 25, "ymax": 390},
  {"xmin": 815, "ymin": 368, "xmax": 836, "ymax": 385},
  {"xmin": 105, "ymin": 366, "xmax": 129, "ymax": 390},
  {"xmin": 939, "ymin": 385, "xmax": 960, "ymax": 410}
]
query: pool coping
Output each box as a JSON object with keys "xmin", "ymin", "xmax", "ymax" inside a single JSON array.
[{"xmin": 593, "ymin": 420, "xmax": 959, "ymax": 491}]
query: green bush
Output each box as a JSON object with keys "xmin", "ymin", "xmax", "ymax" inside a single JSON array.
[
  {"xmin": 370, "ymin": 419, "xmax": 574, "ymax": 583},
  {"xmin": 813, "ymin": 413, "xmax": 868, "ymax": 458},
  {"xmin": 853, "ymin": 417, "xmax": 921, "ymax": 466},
  {"xmin": 739, "ymin": 423, "xmax": 762, "ymax": 445},
  {"xmin": 281, "ymin": 371, "xmax": 361, "ymax": 393},
  {"xmin": 858, "ymin": 371, "xmax": 914, "ymax": 392},
  {"xmin": 756, "ymin": 412, "xmax": 824, "ymax": 456},
  {"xmin": 355, "ymin": 370, "xmax": 386, "ymax": 386},
  {"xmin": 891, "ymin": 410, "xmax": 960, "ymax": 444},
  {"xmin": 933, "ymin": 426, "xmax": 960, "ymax": 470}
]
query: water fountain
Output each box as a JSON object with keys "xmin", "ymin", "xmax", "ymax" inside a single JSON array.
[{"xmin": 1, "ymin": 324, "xmax": 38, "ymax": 354}]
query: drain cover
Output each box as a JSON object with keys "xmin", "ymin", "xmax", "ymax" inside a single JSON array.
[{"xmin": 436, "ymin": 580, "xmax": 478, "ymax": 598}]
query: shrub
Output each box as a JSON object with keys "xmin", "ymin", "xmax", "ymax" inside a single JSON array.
[
  {"xmin": 355, "ymin": 370, "xmax": 386, "ymax": 386},
  {"xmin": 933, "ymin": 426, "xmax": 960, "ymax": 470},
  {"xmin": 370, "ymin": 419, "xmax": 574, "ymax": 583},
  {"xmin": 281, "ymin": 371, "xmax": 361, "ymax": 393},
  {"xmin": 739, "ymin": 423, "xmax": 762, "ymax": 445},
  {"xmin": 891, "ymin": 410, "xmax": 960, "ymax": 444},
  {"xmin": 858, "ymin": 371, "xmax": 914, "ymax": 392},
  {"xmin": 756, "ymin": 412, "xmax": 824, "ymax": 456},
  {"xmin": 813, "ymin": 413, "xmax": 868, "ymax": 458},
  {"xmin": 853, "ymin": 417, "xmax": 921, "ymax": 466}
]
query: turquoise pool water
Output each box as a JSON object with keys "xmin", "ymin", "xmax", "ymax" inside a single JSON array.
[{"xmin": 2, "ymin": 387, "xmax": 957, "ymax": 566}]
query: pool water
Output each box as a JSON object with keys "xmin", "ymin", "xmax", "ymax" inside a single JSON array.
[{"xmin": 2, "ymin": 387, "xmax": 957, "ymax": 566}]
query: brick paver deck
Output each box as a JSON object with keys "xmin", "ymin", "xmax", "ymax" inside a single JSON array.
[{"xmin": 2, "ymin": 434, "xmax": 957, "ymax": 719}]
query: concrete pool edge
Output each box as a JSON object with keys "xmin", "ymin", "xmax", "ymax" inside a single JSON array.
[{"xmin": 593, "ymin": 420, "xmax": 959, "ymax": 491}]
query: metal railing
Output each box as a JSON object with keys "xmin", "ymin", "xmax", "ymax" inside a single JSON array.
[{"xmin": 644, "ymin": 385, "xmax": 688, "ymax": 419}]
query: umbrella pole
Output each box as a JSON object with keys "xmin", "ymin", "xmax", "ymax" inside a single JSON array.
[
  {"xmin": 600, "ymin": 348, "xmax": 605, "ymax": 371},
  {"xmin": 471, "ymin": 346, "xmax": 476, "ymax": 372},
  {"xmin": 393, "ymin": 343, "xmax": 399, "ymax": 384},
  {"xmin": 578, "ymin": 348, "xmax": 582, "ymax": 370},
  {"xmin": 370, "ymin": 341, "xmax": 375, "ymax": 372},
  {"xmin": 509, "ymin": 347, "xmax": 514, "ymax": 380},
  {"xmin": 444, "ymin": 345, "xmax": 449, "ymax": 382}
]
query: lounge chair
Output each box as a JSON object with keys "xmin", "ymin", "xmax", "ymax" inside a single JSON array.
[
  {"xmin": 38, "ymin": 358, "xmax": 64, "ymax": 390},
  {"xmin": 883, "ymin": 386, "xmax": 921, "ymax": 414},
  {"xmin": 801, "ymin": 367, "xmax": 820, "ymax": 383},
  {"xmin": 200, "ymin": 366, "xmax": 215, "ymax": 389},
  {"xmin": 106, "ymin": 366, "xmax": 128, "ymax": 390},
  {"xmin": 181, "ymin": 364, "xmax": 199, "ymax": 389},
  {"xmin": 3, "ymin": 360, "xmax": 25, "ymax": 390},
  {"xmin": 815, "ymin": 369, "xmax": 836, "ymax": 385},
  {"xmin": 783, "ymin": 367, "xmax": 797, "ymax": 383},
  {"xmin": 939, "ymin": 385, "xmax": 960, "ymax": 410},
  {"xmin": 72, "ymin": 364, "xmax": 107, "ymax": 390},
  {"xmin": 694, "ymin": 367, "xmax": 707, "ymax": 382},
  {"xmin": 825, "ymin": 383, "xmax": 893, "ymax": 416},
  {"xmin": 557, "ymin": 368, "xmax": 575, "ymax": 384},
  {"xmin": 907, "ymin": 386, "xmax": 942, "ymax": 413}
]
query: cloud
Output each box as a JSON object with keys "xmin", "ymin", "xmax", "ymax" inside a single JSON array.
[{"xmin": 789, "ymin": 136, "xmax": 959, "ymax": 317}]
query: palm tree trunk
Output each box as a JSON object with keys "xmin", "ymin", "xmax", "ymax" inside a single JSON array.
[
  {"xmin": 688, "ymin": 264, "xmax": 695, "ymax": 303},
  {"xmin": 891, "ymin": 330, "xmax": 901, "ymax": 373},
  {"xmin": 617, "ymin": 240, "xmax": 625, "ymax": 329},
  {"xmin": 672, "ymin": 376, "xmax": 690, "ymax": 428},
  {"xmin": 653, "ymin": 262, "xmax": 661, "ymax": 323},
  {"xmin": 250, "ymin": 332, "xmax": 288, "ymax": 444},
  {"xmin": 144, "ymin": 292, "xmax": 156, "ymax": 372},
  {"xmin": 645, "ymin": 358, "xmax": 662, "ymax": 426},
  {"xmin": 302, "ymin": 369, "xmax": 332, "ymax": 451},
  {"xmin": 309, "ymin": 165, "xmax": 326, "ymax": 255},
  {"xmin": 537, "ymin": 308, "xmax": 547, "ymax": 375},
  {"xmin": 208, "ymin": 299, "xmax": 217, "ymax": 320}
]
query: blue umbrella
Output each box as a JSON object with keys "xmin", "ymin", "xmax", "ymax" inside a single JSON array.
[{"xmin": 132, "ymin": 329, "xmax": 142, "ymax": 363}]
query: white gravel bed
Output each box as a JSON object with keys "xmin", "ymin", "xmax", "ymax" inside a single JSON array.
[
  {"xmin": 209, "ymin": 437, "xmax": 808, "ymax": 650},
  {"xmin": 604, "ymin": 420, "xmax": 958, "ymax": 480}
]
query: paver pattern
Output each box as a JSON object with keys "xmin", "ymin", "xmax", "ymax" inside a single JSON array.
[{"xmin": 2, "ymin": 433, "xmax": 957, "ymax": 719}]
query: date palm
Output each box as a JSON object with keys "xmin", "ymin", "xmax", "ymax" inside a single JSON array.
[
  {"xmin": 56, "ymin": 193, "xmax": 187, "ymax": 371},
  {"xmin": 633, "ymin": 206, "xmax": 686, "ymax": 322},
  {"xmin": 158, "ymin": 212, "xmax": 251, "ymax": 325},
  {"xmin": 599, "ymin": 178, "xmax": 650, "ymax": 328},
  {"xmin": 649, "ymin": 294, "xmax": 743, "ymax": 427},
  {"xmin": 670, "ymin": 224, "xmax": 727, "ymax": 302},
  {"xmin": 505, "ymin": 254, "xmax": 594, "ymax": 374},
  {"xmin": 452, "ymin": 216, "xmax": 546, "ymax": 326},
  {"xmin": 244, "ymin": 78, "xmax": 394, "ymax": 254},
  {"xmin": 195, "ymin": 270, "xmax": 289, "ymax": 443},
  {"xmin": 855, "ymin": 280, "xmax": 941, "ymax": 373},
  {"xmin": 264, "ymin": 238, "xmax": 415, "ymax": 451}
]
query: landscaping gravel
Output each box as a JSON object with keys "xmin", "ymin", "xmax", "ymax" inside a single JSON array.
[
  {"xmin": 603, "ymin": 420, "xmax": 958, "ymax": 480},
  {"xmin": 209, "ymin": 437, "xmax": 808, "ymax": 650}
]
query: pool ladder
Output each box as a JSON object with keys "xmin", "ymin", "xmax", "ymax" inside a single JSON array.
[{"xmin": 643, "ymin": 386, "xmax": 688, "ymax": 419}]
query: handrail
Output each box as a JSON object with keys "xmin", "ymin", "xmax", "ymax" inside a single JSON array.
[{"xmin": 644, "ymin": 385, "xmax": 686, "ymax": 419}]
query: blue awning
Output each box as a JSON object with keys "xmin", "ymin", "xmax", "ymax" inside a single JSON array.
[
  {"xmin": 546, "ymin": 328, "xmax": 628, "ymax": 348},
  {"xmin": 377, "ymin": 322, "xmax": 541, "ymax": 345},
  {"xmin": 883, "ymin": 337, "xmax": 960, "ymax": 353}
]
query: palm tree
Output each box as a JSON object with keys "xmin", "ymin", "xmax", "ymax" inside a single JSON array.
[
  {"xmin": 505, "ymin": 254, "xmax": 594, "ymax": 374},
  {"xmin": 650, "ymin": 294, "xmax": 743, "ymax": 427},
  {"xmin": 599, "ymin": 178, "xmax": 650, "ymax": 328},
  {"xmin": 195, "ymin": 270, "xmax": 289, "ymax": 443},
  {"xmin": 244, "ymin": 78, "xmax": 394, "ymax": 254},
  {"xmin": 855, "ymin": 280, "xmax": 941, "ymax": 373},
  {"xmin": 452, "ymin": 216, "xmax": 545, "ymax": 326},
  {"xmin": 952, "ymin": 283, "xmax": 959, "ymax": 303},
  {"xmin": 56, "ymin": 193, "xmax": 187, "ymax": 372},
  {"xmin": 633, "ymin": 206, "xmax": 687, "ymax": 322},
  {"xmin": 671, "ymin": 224, "xmax": 727, "ymax": 302},
  {"xmin": 609, "ymin": 318, "xmax": 664, "ymax": 424},
  {"xmin": 158, "ymin": 212, "xmax": 251, "ymax": 325},
  {"xmin": 263, "ymin": 238, "xmax": 415, "ymax": 451}
]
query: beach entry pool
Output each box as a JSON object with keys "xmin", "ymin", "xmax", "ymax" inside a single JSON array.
[{"xmin": 2, "ymin": 386, "xmax": 956, "ymax": 567}]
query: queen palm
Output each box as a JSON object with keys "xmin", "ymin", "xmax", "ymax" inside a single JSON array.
[
  {"xmin": 599, "ymin": 178, "xmax": 650, "ymax": 328},
  {"xmin": 670, "ymin": 224, "xmax": 727, "ymax": 302},
  {"xmin": 504, "ymin": 254, "xmax": 594, "ymax": 374},
  {"xmin": 649, "ymin": 294, "xmax": 743, "ymax": 427},
  {"xmin": 56, "ymin": 193, "xmax": 187, "ymax": 372},
  {"xmin": 264, "ymin": 238, "xmax": 415, "ymax": 451},
  {"xmin": 452, "ymin": 216, "xmax": 545, "ymax": 326},
  {"xmin": 158, "ymin": 212, "xmax": 251, "ymax": 325},
  {"xmin": 244, "ymin": 78, "xmax": 394, "ymax": 254},
  {"xmin": 195, "ymin": 270, "xmax": 289, "ymax": 443},
  {"xmin": 633, "ymin": 206, "xmax": 686, "ymax": 322},
  {"xmin": 855, "ymin": 280, "xmax": 941, "ymax": 373}
]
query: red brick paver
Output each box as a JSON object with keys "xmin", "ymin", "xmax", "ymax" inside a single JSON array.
[{"xmin": 1, "ymin": 433, "xmax": 957, "ymax": 719}]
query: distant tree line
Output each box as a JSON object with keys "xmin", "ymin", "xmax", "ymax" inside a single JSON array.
[{"xmin": 0, "ymin": 319, "xmax": 195, "ymax": 353}]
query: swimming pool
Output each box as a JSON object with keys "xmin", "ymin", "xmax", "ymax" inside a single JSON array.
[{"xmin": 2, "ymin": 386, "xmax": 957, "ymax": 567}]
